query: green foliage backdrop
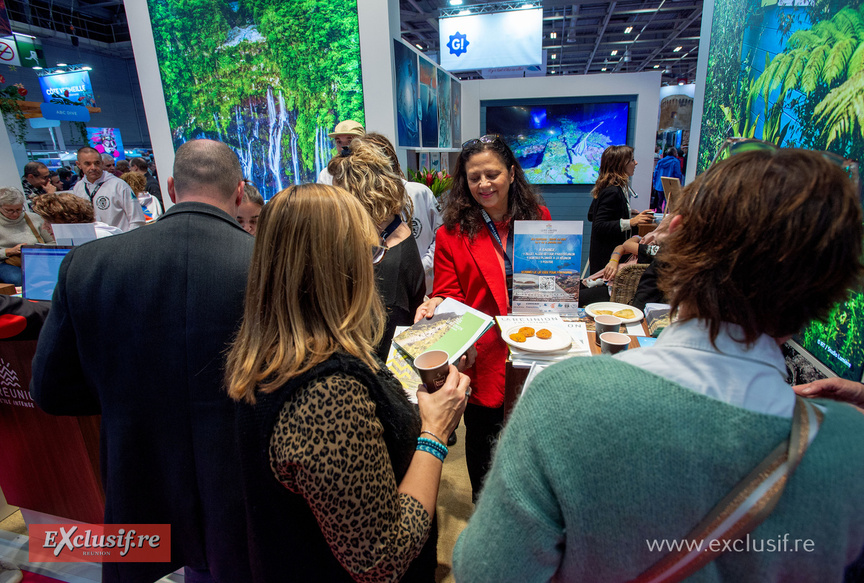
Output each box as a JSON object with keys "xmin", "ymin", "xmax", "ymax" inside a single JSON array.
[{"xmin": 146, "ymin": 0, "xmax": 365, "ymax": 197}]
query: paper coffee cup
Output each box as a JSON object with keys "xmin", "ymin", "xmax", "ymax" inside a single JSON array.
[
  {"xmin": 600, "ymin": 331, "xmax": 631, "ymax": 354},
  {"xmin": 594, "ymin": 314, "xmax": 622, "ymax": 346},
  {"xmin": 414, "ymin": 350, "xmax": 450, "ymax": 393}
]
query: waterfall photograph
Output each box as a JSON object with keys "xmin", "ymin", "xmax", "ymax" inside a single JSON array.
[{"xmin": 146, "ymin": 0, "xmax": 365, "ymax": 200}]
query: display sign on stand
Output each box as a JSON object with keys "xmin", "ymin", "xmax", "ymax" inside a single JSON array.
[{"xmin": 511, "ymin": 220, "xmax": 583, "ymax": 314}]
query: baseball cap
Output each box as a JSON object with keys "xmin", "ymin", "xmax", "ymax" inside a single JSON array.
[{"xmin": 328, "ymin": 120, "xmax": 365, "ymax": 138}]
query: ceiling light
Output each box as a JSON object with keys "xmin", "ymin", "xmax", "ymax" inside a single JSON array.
[
  {"xmin": 611, "ymin": 50, "xmax": 618, "ymax": 56},
  {"xmin": 602, "ymin": 67, "xmax": 607, "ymax": 71},
  {"xmin": 673, "ymin": 46, "xmax": 682, "ymax": 52},
  {"xmin": 458, "ymin": 9, "xmax": 470, "ymax": 15},
  {"xmin": 415, "ymin": 44, "xmax": 423, "ymax": 50},
  {"xmin": 56, "ymin": 63, "xmax": 67, "ymax": 67},
  {"xmin": 32, "ymin": 66, "xmax": 42, "ymax": 70},
  {"xmin": 449, "ymin": 0, "xmax": 463, "ymax": 4},
  {"xmin": 653, "ymin": 65, "xmax": 659, "ymax": 69},
  {"xmin": 624, "ymin": 26, "xmax": 633, "ymax": 34},
  {"xmin": 550, "ymin": 32, "xmax": 557, "ymax": 39},
  {"xmin": 82, "ymin": 66, "xmax": 92, "ymax": 70},
  {"xmin": 551, "ymin": 54, "xmax": 556, "ymax": 60},
  {"xmin": 521, "ymin": 3, "xmax": 534, "ymax": 8}
]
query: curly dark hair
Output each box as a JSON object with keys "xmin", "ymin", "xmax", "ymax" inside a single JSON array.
[
  {"xmin": 442, "ymin": 136, "xmax": 543, "ymax": 238},
  {"xmin": 658, "ymin": 148, "xmax": 864, "ymax": 345}
]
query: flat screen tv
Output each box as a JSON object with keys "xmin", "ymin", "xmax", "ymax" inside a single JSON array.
[
  {"xmin": 790, "ymin": 290, "xmax": 864, "ymax": 382},
  {"xmin": 484, "ymin": 101, "xmax": 630, "ymax": 185}
]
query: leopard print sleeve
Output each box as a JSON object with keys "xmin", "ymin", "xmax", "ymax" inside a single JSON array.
[{"xmin": 270, "ymin": 372, "xmax": 432, "ymax": 583}]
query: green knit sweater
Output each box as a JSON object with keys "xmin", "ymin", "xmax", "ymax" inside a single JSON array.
[{"xmin": 453, "ymin": 356, "xmax": 864, "ymax": 582}]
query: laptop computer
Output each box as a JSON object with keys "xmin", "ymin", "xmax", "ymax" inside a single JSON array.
[{"xmin": 21, "ymin": 245, "xmax": 74, "ymax": 301}]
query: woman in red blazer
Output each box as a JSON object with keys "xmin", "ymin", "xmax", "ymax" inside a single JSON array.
[{"xmin": 415, "ymin": 135, "xmax": 549, "ymax": 501}]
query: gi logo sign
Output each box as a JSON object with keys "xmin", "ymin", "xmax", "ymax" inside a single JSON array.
[{"xmin": 447, "ymin": 32, "xmax": 469, "ymax": 57}]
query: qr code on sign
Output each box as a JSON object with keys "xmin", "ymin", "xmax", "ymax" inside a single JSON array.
[{"xmin": 539, "ymin": 276, "xmax": 555, "ymax": 291}]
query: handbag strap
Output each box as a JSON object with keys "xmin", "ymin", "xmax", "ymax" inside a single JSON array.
[
  {"xmin": 630, "ymin": 396, "xmax": 823, "ymax": 583},
  {"xmin": 23, "ymin": 214, "xmax": 45, "ymax": 244}
]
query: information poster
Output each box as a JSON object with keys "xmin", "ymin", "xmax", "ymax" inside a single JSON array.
[{"xmin": 512, "ymin": 220, "xmax": 583, "ymax": 314}]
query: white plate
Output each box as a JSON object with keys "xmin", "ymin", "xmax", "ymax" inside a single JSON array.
[
  {"xmin": 585, "ymin": 302, "xmax": 644, "ymax": 324},
  {"xmin": 503, "ymin": 326, "xmax": 572, "ymax": 353}
]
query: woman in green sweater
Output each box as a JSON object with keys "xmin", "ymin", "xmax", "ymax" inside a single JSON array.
[{"xmin": 454, "ymin": 147, "xmax": 864, "ymax": 582}]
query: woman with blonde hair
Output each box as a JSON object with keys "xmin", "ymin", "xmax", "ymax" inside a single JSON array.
[
  {"xmin": 120, "ymin": 171, "xmax": 162, "ymax": 220},
  {"xmin": 0, "ymin": 187, "xmax": 54, "ymax": 285},
  {"xmin": 328, "ymin": 137, "xmax": 425, "ymax": 361},
  {"xmin": 587, "ymin": 145, "xmax": 654, "ymax": 276},
  {"xmin": 228, "ymin": 183, "xmax": 469, "ymax": 583}
]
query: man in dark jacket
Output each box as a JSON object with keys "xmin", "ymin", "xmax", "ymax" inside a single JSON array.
[
  {"xmin": 31, "ymin": 139, "xmax": 254, "ymax": 583},
  {"xmin": 130, "ymin": 156, "xmax": 163, "ymax": 205}
]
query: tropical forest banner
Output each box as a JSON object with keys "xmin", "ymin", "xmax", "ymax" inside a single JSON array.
[
  {"xmin": 146, "ymin": 0, "xmax": 365, "ymax": 199},
  {"xmin": 698, "ymin": 0, "xmax": 864, "ymax": 171},
  {"xmin": 699, "ymin": 0, "xmax": 864, "ymax": 380}
]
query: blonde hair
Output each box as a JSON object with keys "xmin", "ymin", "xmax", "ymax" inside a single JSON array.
[
  {"xmin": 120, "ymin": 172, "xmax": 146, "ymax": 193},
  {"xmin": 327, "ymin": 137, "xmax": 413, "ymax": 227},
  {"xmin": 225, "ymin": 184, "xmax": 385, "ymax": 404}
]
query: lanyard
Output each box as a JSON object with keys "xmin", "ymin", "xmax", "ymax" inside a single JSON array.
[
  {"xmin": 380, "ymin": 215, "xmax": 402, "ymax": 240},
  {"xmin": 84, "ymin": 181, "xmax": 104, "ymax": 202},
  {"xmin": 481, "ymin": 209, "xmax": 514, "ymax": 304}
]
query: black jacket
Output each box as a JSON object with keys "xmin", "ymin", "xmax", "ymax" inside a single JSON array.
[{"xmin": 587, "ymin": 185, "xmax": 631, "ymax": 274}]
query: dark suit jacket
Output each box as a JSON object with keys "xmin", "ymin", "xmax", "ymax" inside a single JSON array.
[
  {"xmin": 587, "ymin": 185, "xmax": 632, "ymax": 275},
  {"xmin": 432, "ymin": 206, "xmax": 551, "ymax": 409},
  {"xmin": 31, "ymin": 202, "xmax": 254, "ymax": 583}
]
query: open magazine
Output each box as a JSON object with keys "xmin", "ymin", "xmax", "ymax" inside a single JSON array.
[{"xmin": 392, "ymin": 297, "xmax": 494, "ymax": 364}]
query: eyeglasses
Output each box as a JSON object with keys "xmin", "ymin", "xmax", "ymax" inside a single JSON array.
[
  {"xmin": 462, "ymin": 134, "xmax": 503, "ymax": 150},
  {"xmin": 372, "ymin": 237, "xmax": 388, "ymax": 265},
  {"xmin": 710, "ymin": 137, "xmax": 859, "ymax": 189}
]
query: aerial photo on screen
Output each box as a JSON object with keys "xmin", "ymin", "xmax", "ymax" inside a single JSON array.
[{"xmin": 485, "ymin": 101, "xmax": 629, "ymax": 185}]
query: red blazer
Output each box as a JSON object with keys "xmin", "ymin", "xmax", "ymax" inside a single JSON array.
[{"xmin": 432, "ymin": 206, "xmax": 551, "ymax": 408}]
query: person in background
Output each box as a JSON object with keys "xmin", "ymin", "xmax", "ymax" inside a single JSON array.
[
  {"xmin": 364, "ymin": 132, "xmax": 443, "ymax": 295},
  {"xmin": 588, "ymin": 145, "xmax": 653, "ymax": 278},
  {"xmin": 237, "ymin": 181, "xmax": 264, "ymax": 236},
  {"xmin": 116, "ymin": 160, "xmax": 130, "ymax": 175},
  {"xmin": 317, "ymin": 120, "xmax": 365, "ymax": 185},
  {"xmin": 328, "ymin": 137, "xmax": 425, "ymax": 362},
  {"xmin": 414, "ymin": 135, "xmax": 549, "ymax": 501},
  {"xmin": 131, "ymin": 156, "xmax": 164, "ymax": 206},
  {"xmin": 453, "ymin": 147, "xmax": 864, "ymax": 582},
  {"xmin": 58, "ymin": 167, "xmax": 77, "ymax": 191},
  {"xmin": 31, "ymin": 192, "xmax": 124, "ymax": 238},
  {"xmin": 48, "ymin": 172, "xmax": 63, "ymax": 192},
  {"xmin": 31, "ymin": 139, "xmax": 254, "ymax": 583},
  {"xmin": 227, "ymin": 183, "xmax": 469, "ymax": 582},
  {"xmin": 0, "ymin": 187, "xmax": 54, "ymax": 285},
  {"xmin": 652, "ymin": 146, "xmax": 684, "ymax": 211},
  {"xmin": 101, "ymin": 154, "xmax": 121, "ymax": 177},
  {"xmin": 121, "ymin": 171, "xmax": 162, "ymax": 221},
  {"xmin": 73, "ymin": 147, "xmax": 147, "ymax": 232},
  {"xmin": 21, "ymin": 161, "xmax": 56, "ymax": 202}
]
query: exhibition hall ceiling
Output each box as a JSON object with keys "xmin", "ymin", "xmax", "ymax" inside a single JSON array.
[
  {"xmin": 4, "ymin": 0, "xmax": 701, "ymax": 83},
  {"xmin": 401, "ymin": 0, "xmax": 702, "ymax": 83}
]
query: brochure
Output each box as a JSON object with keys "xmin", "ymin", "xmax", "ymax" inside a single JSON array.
[
  {"xmin": 512, "ymin": 220, "xmax": 583, "ymax": 314},
  {"xmin": 386, "ymin": 326, "xmax": 421, "ymax": 404},
  {"xmin": 392, "ymin": 297, "xmax": 494, "ymax": 364}
]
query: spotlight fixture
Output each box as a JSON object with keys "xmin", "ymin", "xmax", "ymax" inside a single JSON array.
[
  {"xmin": 448, "ymin": 0, "xmax": 463, "ymax": 4},
  {"xmin": 611, "ymin": 50, "xmax": 618, "ymax": 56},
  {"xmin": 624, "ymin": 26, "xmax": 633, "ymax": 34},
  {"xmin": 56, "ymin": 63, "xmax": 67, "ymax": 67}
]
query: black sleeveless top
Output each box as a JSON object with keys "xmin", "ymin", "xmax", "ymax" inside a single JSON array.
[{"xmin": 235, "ymin": 352, "xmax": 437, "ymax": 582}]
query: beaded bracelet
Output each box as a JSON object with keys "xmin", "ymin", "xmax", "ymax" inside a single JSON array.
[
  {"xmin": 417, "ymin": 437, "xmax": 449, "ymax": 457},
  {"xmin": 420, "ymin": 430, "xmax": 446, "ymax": 445},
  {"xmin": 416, "ymin": 443, "xmax": 446, "ymax": 462}
]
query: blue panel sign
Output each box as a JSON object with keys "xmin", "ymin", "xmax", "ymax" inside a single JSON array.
[
  {"xmin": 38, "ymin": 71, "xmax": 96, "ymax": 107},
  {"xmin": 40, "ymin": 102, "xmax": 90, "ymax": 122}
]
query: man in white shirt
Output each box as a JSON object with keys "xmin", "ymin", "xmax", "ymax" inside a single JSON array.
[
  {"xmin": 317, "ymin": 120, "xmax": 365, "ymax": 185},
  {"xmin": 73, "ymin": 146, "xmax": 146, "ymax": 231}
]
